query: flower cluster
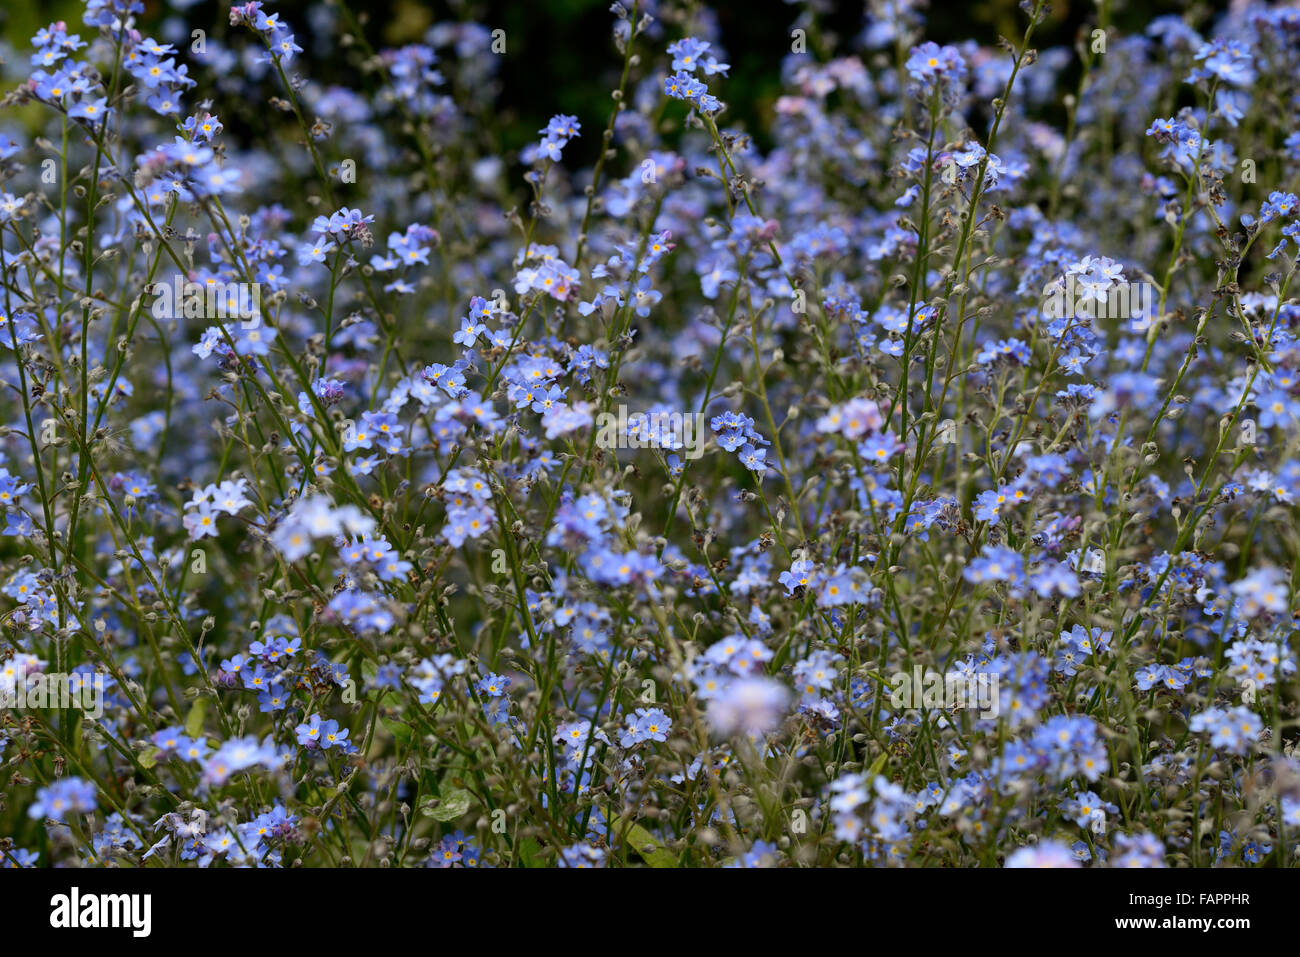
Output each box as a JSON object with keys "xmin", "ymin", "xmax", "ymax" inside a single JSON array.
[{"xmin": 1, "ymin": 0, "xmax": 1299, "ymax": 872}]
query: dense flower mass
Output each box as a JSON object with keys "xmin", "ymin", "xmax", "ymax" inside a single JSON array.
[{"xmin": 0, "ymin": 0, "xmax": 1298, "ymax": 870}]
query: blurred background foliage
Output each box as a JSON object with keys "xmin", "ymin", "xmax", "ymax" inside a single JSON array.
[{"xmin": 1, "ymin": 0, "xmax": 1224, "ymax": 165}]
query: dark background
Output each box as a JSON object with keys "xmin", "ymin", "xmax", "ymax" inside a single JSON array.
[{"xmin": 2, "ymin": 0, "xmax": 1227, "ymax": 168}]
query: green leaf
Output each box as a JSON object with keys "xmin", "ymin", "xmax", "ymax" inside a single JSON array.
[
  {"xmin": 380, "ymin": 714, "xmax": 413, "ymax": 744},
  {"xmin": 867, "ymin": 751, "xmax": 888, "ymax": 777},
  {"xmin": 184, "ymin": 697, "xmax": 208, "ymax": 739},
  {"xmin": 611, "ymin": 817, "xmax": 677, "ymax": 868},
  {"xmin": 517, "ymin": 837, "xmax": 543, "ymax": 867},
  {"xmin": 139, "ymin": 748, "xmax": 160, "ymax": 769},
  {"xmin": 425, "ymin": 788, "xmax": 472, "ymax": 822}
]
